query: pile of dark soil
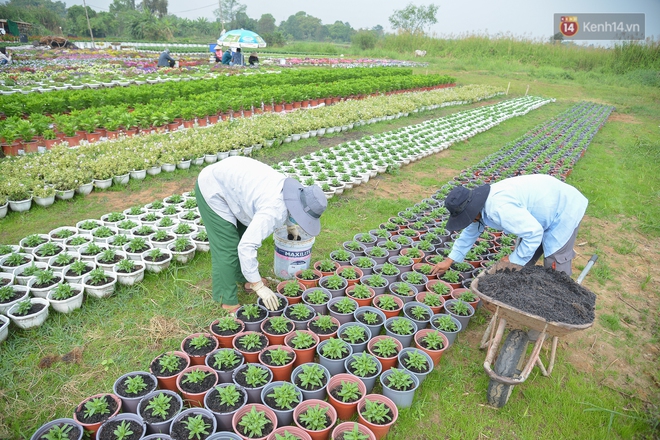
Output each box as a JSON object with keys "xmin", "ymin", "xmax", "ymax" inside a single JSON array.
[{"xmin": 475, "ymin": 266, "xmax": 596, "ymax": 325}]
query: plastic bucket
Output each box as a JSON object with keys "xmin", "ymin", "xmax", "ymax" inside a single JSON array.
[{"xmin": 273, "ymin": 227, "xmax": 315, "ymax": 279}]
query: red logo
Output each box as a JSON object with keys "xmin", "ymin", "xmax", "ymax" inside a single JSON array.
[{"xmin": 560, "ymin": 16, "xmax": 579, "ymax": 37}]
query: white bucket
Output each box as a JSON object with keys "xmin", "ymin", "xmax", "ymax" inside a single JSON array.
[{"xmin": 273, "ymin": 227, "xmax": 315, "ymax": 279}]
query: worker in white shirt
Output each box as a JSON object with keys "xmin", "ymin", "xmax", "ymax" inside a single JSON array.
[
  {"xmin": 432, "ymin": 174, "xmax": 588, "ymax": 276},
  {"xmin": 196, "ymin": 157, "xmax": 328, "ymax": 313}
]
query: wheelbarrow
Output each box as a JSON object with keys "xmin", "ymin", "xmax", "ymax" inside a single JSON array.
[{"xmin": 469, "ymin": 255, "xmax": 598, "ymax": 407}]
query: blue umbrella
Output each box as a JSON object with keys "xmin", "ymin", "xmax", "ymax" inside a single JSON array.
[{"xmin": 217, "ymin": 29, "xmax": 267, "ymax": 48}]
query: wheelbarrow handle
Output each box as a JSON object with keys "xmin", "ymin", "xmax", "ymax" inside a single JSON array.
[{"xmin": 576, "ymin": 254, "xmax": 598, "ymax": 285}]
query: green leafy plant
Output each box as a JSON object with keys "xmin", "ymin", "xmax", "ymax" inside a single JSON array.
[
  {"xmin": 360, "ymin": 399, "xmax": 392, "ymax": 425},
  {"xmin": 83, "ymin": 396, "xmax": 110, "ymax": 419},
  {"xmin": 33, "ymin": 269, "xmax": 57, "ymax": 286},
  {"xmin": 97, "ymin": 249, "xmax": 117, "ymax": 263},
  {"xmin": 182, "ymin": 368, "xmax": 210, "ymax": 385},
  {"xmin": 2, "ymin": 253, "xmax": 26, "ymax": 267},
  {"xmin": 282, "ymin": 280, "xmax": 303, "ymax": 297},
  {"xmin": 316, "ymin": 259, "xmax": 337, "ymax": 272},
  {"xmin": 361, "ymin": 311, "xmax": 379, "ymax": 325},
  {"xmin": 123, "ymin": 374, "xmax": 148, "ymax": 395},
  {"xmin": 144, "ymin": 392, "xmax": 172, "ymax": 420},
  {"xmin": 146, "ymin": 248, "xmax": 164, "ymax": 260},
  {"xmin": 375, "ymin": 295, "xmax": 399, "ymax": 311},
  {"xmin": 214, "ymin": 316, "xmax": 240, "ymax": 332},
  {"xmin": 126, "ymin": 237, "xmax": 149, "ymax": 253},
  {"xmin": 336, "ymin": 380, "xmax": 361, "ymax": 403},
  {"xmin": 441, "ymin": 270, "xmax": 460, "ymax": 284},
  {"xmin": 385, "ymin": 368, "xmax": 414, "ymax": 391},
  {"xmin": 12, "ymin": 299, "xmax": 33, "ymax": 316},
  {"xmin": 0, "ymin": 286, "xmax": 16, "ymax": 302},
  {"xmin": 434, "ymin": 314, "xmax": 458, "ymax": 332},
  {"xmin": 448, "ymin": 299, "xmax": 471, "ymax": 316},
  {"xmin": 267, "ymin": 382, "xmax": 299, "ymax": 410},
  {"xmin": 364, "ymin": 273, "xmax": 387, "ymax": 288},
  {"xmin": 288, "ymin": 303, "xmax": 312, "ymax": 320},
  {"xmin": 36, "ymin": 242, "xmax": 61, "ymax": 257},
  {"xmin": 371, "ymin": 337, "xmax": 399, "ymax": 358},
  {"xmin": 41, "ymin": 423, "xmax": 73, "ymax": 440},
  {"xmin": 393, "ymin": 283, "xmax": 413, "ymax": 297},
  {"xmin": 243, "ymin": 364, "xmax": 269, "ymax": 387},
  {"xmin": 298, "ymin": 404, "xmax": 330, "ymax": 431},
  {"xmin": 305, "ymin": 289, "xmax": 329, "ymax": 305},
  {"xmin": 403, "ymin": 350, "xmax": 429, "ymax": 371},
  {"xmin": 189, "ymin": 334, "xmax": 212, "ymax": 350},
  {"xmin": 458, "ymin": 290, "xmax": 477, "ymax": 302},
  {"xmin": 275, "ymin": 431, "xmax": 300, "ymax": 440},
  {"xmin": 321, "ymin": 338, "xmax": 349, "ymax": 360},
  {"xmin": 298, "ymin": 269, "xmax": 317, "ymax": 280},
  {"xmin": 182, "ymin": 414, "xmax": 211, "ymax": 440},
  {"xmin": 341, "ymin": 325, "xmax": 367, "ymax": 344},
  {"xmin": 157, "ymin": 353, "xmax": 182, "ymax": 374},
  {"xmin": 87, "ymin": 268, "xmax": 110, "ymax": 285},
  {"xmin": 265, "ymin": 348, "xmax": 291, "ymax": 366},
  {"xmin": 296, "ymin": 364, "xmax": 325, "ymax": 389},
  {"xmin": 116, "ymin": 258, "xmax": 137, "ymax": 273},
  {"xmin": 112, "ymin": 420, "xmax": 134, "ymax": 440},
  {"xmin": 348, "ymin": 284, "xmax": 372, "ymax": 299},
  {"xmin": 68, "ymin": 236, "xmax": 90, "ymax": 247},
  {"xmin": 379, "ymin": 263, "xmax": 399, "ymax": 276},
  {"xmin": 289, "ymin": 331, "xmax": 315, "ymax": 349},
  {"xmin": 172, "ymin": 237, "xmax": 192, "ymax": 252},
  {"xmin": 267, "ymin": 316, "xmax": 292, "ymax": 334},
  {"xmin": 409, "ymin": 305, "xmax": 429, "ymax": 321},
  {"xmin": 239, "ymin": 333, "xmax": 264, "ymax": 351},
  {"xmin": 422, "ymin": 331, "xmax": 445, "ymax": 350},
  {"xmin": 342, "ymin": 423, "xmax": 370, "ymax": 440},
  {"xmin": 240, "ymin": 303, "xmax": 262, "ymax": 320},
  {"xmin": 431, "ymin": 282, "xmax": 450, "ymax": 295},
  {"xmin": 389, "ymin": 318, "xmax": 414, "ymax": 335},
  {"xmin": 338, "ymin": 267, "xmax": 359, "ymax": 280},
  {"xmin": 23, "ymin": 234, "xmax": 47, "ymax": 248},
  {"xmin": 403, "ymin": 272, "xmax": 425, "ymax": 285},
  {"xmin": 367, "ymin": 246, "xmax": 387, "ymax": 258},
  {"xmin": 212, "ymin": 350, "xmax": 241, "ymax": 370},
  {"xmin": 349, "ymin": 352, "xmax": 378, "ymax": 377},
  {"xmin": 331, "ymin": 249, "xmax": 352, "ymax": 262},
  {"xmin": 313, "ymin": 315, "xmax": 336, "ymax": 332},
  {"xmin": 323, "ymin": 274, "xmax": 346, "ymax": 290},
  {"xmin": 215, "ymin": 384, "xmax": 241, "ymax": 407},
  {"xmin": 333, "ymin": 297, "xmax": 356, "ymax": 314}
]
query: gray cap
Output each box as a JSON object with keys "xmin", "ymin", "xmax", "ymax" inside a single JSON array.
[{"xmin": 282, "ymin": 178, "xmax": 327, "ymax": 236}]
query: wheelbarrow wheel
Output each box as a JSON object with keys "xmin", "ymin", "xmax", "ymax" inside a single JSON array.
[{"xmin": 487, "ymin": 329, "xmax": 529, "ymax": 408}]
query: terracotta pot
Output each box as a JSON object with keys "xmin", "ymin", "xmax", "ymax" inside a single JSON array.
[
  {"xmin": 294, "ymin": 270, "xmax": 323, "ymax": 289},
  {"xmin": 284, "ymin": 103, "xmax": 293, "ymax": 111},
  {"xmin": 425, "ymin": 279, "xmax": 454, "ymax": 301},
  {"xmin": 85, "ymin": 132, "xmax": 102, "ymax": 143},
  {"xmin": 149, "ymin": 350, "xmax": 191, "ymax": 392},
  {"xmin": 259, "ymin": 344, "xmax": 297, "ymax": 382},
  {"xmin": 412, "ymin": 263, "xmax": 437, "ymax": 280},
  {"xmin": 44, "ymin": 138, "xmax": 59, "ymax": 149},
  {"xmin": 274, "ymin": 104, "xmax": 283, "ymax": 112},
  {"xmin": 176, "ymin": 365, "xmax": 218, "ymax": 407},
  {"xmin": 181, "ymin": 332, "xmax": 219, "ymax": 366},
  {"xmin": 261, "ymin": 317, "xmax": 295, "ymax": 346},
  {"xmin": 197, "ymin": 117, "xmax": 208, "ymax": 127},
  {"xmin": 276, "ymin": 280, "xmax": 305, "ymax": 305},
  {"xmin": 210, "ymin": 317, "xmax": 245, "ymax": 348},
  {"xmin": 414, "ymin": 329, "xmax": 449, "ymax": 367},
  {"xmin": 232, "ymin": 403, "xmax": 278, "ymax": 440},
  {"xmin": 64, "ymin": 135, "xmax": 81, "ymax": 147},
  {"xmin": 243, "ymin": 110, "xmax": 253, "ymax": 118},
  {"xmin": 208, "ymin": 115, "xmax": 219, "ymax": 124},
  {"xmin": 307, "ymin": 315, "xmax": 341, "ymax": 342},
  {"xmin": 284, "ymin": 330, "xmax": 320, "ymax": 367},
  {"xmin": 294, "ymin": 399, "xmax": 337, "ymax": 440},
  {"xmin": 326, "ymin": 373, "xmax": 366, "ymax": 421},
  {"xmin": 2, "ymin": 143, "xmax": 20, "ymax": 156},
  {"xmin": 331, "ymin": 422, "xmax": 376, "ymax": 440},
  {"xmin": 324, "ymin": 98, "xmax": 333, "ymax": 105},
  {"xmin": 167, "ymin": 122, "xmax": 180, "ymax": 132},
  {"xmin": 345, "ymin": 284, "xmax": 375, "ymax": 308},
  {"xmin": 73, "ymin": 393, "xmax": 122, "ymax": 439},
  {"xmin": 367, "ymin": 335, "xmax": 402, "ymax": 371},
  {"xmin": 23, "ymin": 140, "xmax": 39, "ymax": 153},
  {"xmin": 267, "ymin": 426, "xmax": 312, "ymax": 440},
  {"xmin": 372, "ymin": 294, "xmax": 404, "ymax": 319},
  {"xmin": 313, "ymin": 260, "xmax": 341, "ymax": 277},
  {"xmin": 357, "ymin": 395, "xmax": 398, "ymax": 440},
  {"xmin": 414, "ymin": 291, "xmax": 445, "ymax": 315},
  {"xmin": 233, "ymin": 331, "xmax": 268, "ymax": 364},
  {"xmin": 451, "ymin": 287, "xmax": 480, "ymax": 311},
  {"xmin": 336, "ymin": 266, "xmax": 363, "ymax": 287}
]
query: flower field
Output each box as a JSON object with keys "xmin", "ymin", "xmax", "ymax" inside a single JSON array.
[{"xmin": 0, "ymin": 47, "xmax": 657, "ymax": 439}]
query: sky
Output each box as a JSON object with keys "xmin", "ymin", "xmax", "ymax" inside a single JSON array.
[{"xmin": 78, "ymin": 0, "xmax": 659, "ymax": 42}]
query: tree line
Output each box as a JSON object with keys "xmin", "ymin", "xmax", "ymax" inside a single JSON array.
[{"xmin": 0, "ymin": 0, "xmax": 439, "ymax": 47}]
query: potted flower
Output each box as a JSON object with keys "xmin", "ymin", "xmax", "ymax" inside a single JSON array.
[
  {"xmin": 284, "ymin": 330, "xmax": 319, "ymax": 366},
  {"xmin": 294, "ymin": 269, "xmax": 323, "ymax": 289},
  {"xmin": 259, "ymin": 345, "xmax": 297, "ymax": 382},
  {"xmin": 345, "ymin": 284, "xmax": 375, "ymax": 308},
  {"xmin": 337, "ymin": 322, "xmax": 372, "ymax": 354},
  {"xmin": 113, "ymin": 258, "xmax": 145, "ymax": 286},
  {"xmin": 29, "ymin": 419, "xmax": 84, "ymax": 440},
  {"xmin": 374, "ymin": 263, "xmax": 400, "ymax": 285},
  {"xmin": 414, "ymin": 328, "xmax": 449, "ymax": 367},
  {"xmin": 113, "ymin": 371, "xmax": 158, "ymax": 414},
  {"xmin": 329, "ymin": 249, "xmax": 355, "ymax": 267},
  {"xmin": 330, "ymin": 422, "xmax": 376, "ymax": 440},
  {"xmin": 62, "ymin": 260, "xmax": 94, "ymax": 284},
  {"xmin": 301, "ymin": 287, "xmax": 331, "ymax": 315},
  {"xmin": 353, "ymin": 306, "xmax": 386, "ymax": 338},
  {"xmin": 397, "ymin": 347, "xmax": 433, "ymax": 384},
  {"xmin": 307, "ymin": 315, "xmax": 339, "ymax": 341},
  {"xmin": 141, "ymin": 247, "xmax": 173, "ymax": 273},
  {"xmin": 357, "ymin": 395, "xmax": 398, "ymax": 440},
  {"xmin": 8, "ymin": 297, "xmax": 50, "ymax": 329},
  {"xmin": 232, "ymin": 331, "xmax": 269, "ymax": 364},
  {"xmin": 379, "ymin": 368, "xmax": 419, "ymax": 408},
  {"xmin": 72, "ymin": 393, "xmax": 122, "ymax": 438},
  {"xmin": 275, "ymin": 280, "xmax": 305, "ymax": 305},
  {"xmin": 425, "ymin": 279, "xmax": 453, "ymax": 300},
  {"xmin": 313, "ymin": 259, "xmax": 339, "ymax": 277},
  {"xmin": 384, "ymin": 316, "xmax": 417, "ymax": 348},
  {"xmin": 344, "ymin": 352, "xmax": 381, "ymax": 394},
  {"xmin": 138, "ymin": 389, "xmax": 184, "ymax": 435},
  {"xmin": 326, "ymin": 373, "xmax": 366, "ymax": 420},
  {"xmin": 232, "ymin": 363, "xmax": 273, "ymax": 404},
  {"xmin": 366, "ymin": 335, "xmax": 402, "ymax": 371},
  {"xmin": 236, "ymin": 304, "xmax": 269, "ymax": 332},
  {"xmin": 176, "ymin": 365, "xmax": 219, "ymax": 407},
  {"xmin": 290, "ymin": 363, "xmax": 330, "ymax": 401},
  {"xmin": 430, "ymin": 313, "xmax": 462, "ymax": 346},
  {"xmin": 443, "ymin": 299, "xmax": 475, "ymax": 331},
  {"xmin": 316, "ymin": 337, "xmax": 352, "ymax": 376},
  {"xmin": 266, "ymin": 427, "xmax": 312, "ymax": 440},
  {"xmin": 210, "ymin": 316, "xmax": 245, "ymax": 348},
  {"xmin": 360, "ymin": 274, "xmax": 388, "ymax": 295},
  {"xmin": 204, "ymin": 383, "xmax": 248, "ymax": 432},
  {"xmin": 46, "ymin": 282, "xmax": 84, "ymax": 314},
  {"xmin": 231, "ymin": 404, "xmax": 277, "ymax": 440},
  {"xmin": 149, "ymin": 351, "xmax": 191, "ymax": 392},
  {"xmin": 371, "ymin": 294, "xmax": 403, "ymax": 320},
  {"xmin": 206, "ymin": 348, "xmax": 245, "ymax": 383},
  {"xmin": 414, "ymin": 291, "xmax": 444, "ymax": 314},
  {"xmin": 96, "ymin": 413, "xmax": 146, "ymax": 440},
  {"xmin": 169, "ymin": 407, "xmax": 216, "ymax": 440},
  {"xmin": 402, "ymin": 301, "xmax": 433, "ymax": 329},
  {"xmin": 327, "ymin": 297, "xmax": 358, "ymax": 325},
  {"xmin": 293, "ymin": 400, "xmax": 337, "ymax": 440},
  {"xmin": 181, "ymin": 332, "xmax": 219, "ymax": 365},
  {"xmin": 283, "ymin": 303, "xmax": 316, "ymax": 331},
  {"xmin": 260, "ymin": 381, "xmax": 302, "ymax": 427},
  {"xmin": 261, "ymin": 316, "xmax": 295, "ymax": 346}
]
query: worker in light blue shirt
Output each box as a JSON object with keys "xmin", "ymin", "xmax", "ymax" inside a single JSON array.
[{"xmin": 431, "ymin": 175, "xmax": 588, "ymax": 276}]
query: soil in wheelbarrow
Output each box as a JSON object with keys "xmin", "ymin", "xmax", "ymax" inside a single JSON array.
[{"xmin": 476, "ymin": 266, "xmax": 596, "ymax": 325}]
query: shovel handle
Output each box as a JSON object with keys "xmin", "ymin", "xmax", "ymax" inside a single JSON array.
[{"xmin": 576, "ymin": 254, "xmax": 598, "ymax": 285}]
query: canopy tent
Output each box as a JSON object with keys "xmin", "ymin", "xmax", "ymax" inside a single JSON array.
[{"xmin": 217, "ymin": 29, "xmax": 267, "ymax": 49}]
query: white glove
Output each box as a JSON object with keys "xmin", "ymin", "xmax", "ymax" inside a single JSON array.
[
  {"xmin": 252, "ymin": 281, "xmax": 279, "ymax": 311},
  {"xmin": 287, "ymin": 224, "xmax": 301, "ymax": 241}
]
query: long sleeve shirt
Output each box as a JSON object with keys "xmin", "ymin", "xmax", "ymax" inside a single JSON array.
[
  {"xmin": 157, "ymin": 51, "xmax": 175, "ymax": 67},
  {"xmin": 448, "ymin": 175, "xmax": 588, "ymax": 266},
  {"xmin": 197, "ymin": 157, "xmax": 288, "ymax": 283}
]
